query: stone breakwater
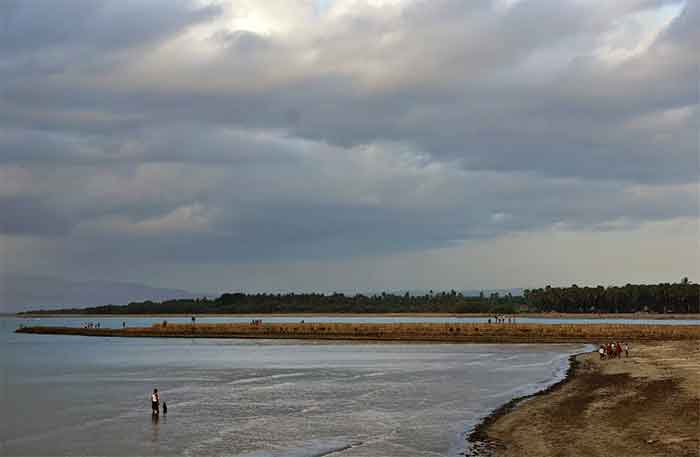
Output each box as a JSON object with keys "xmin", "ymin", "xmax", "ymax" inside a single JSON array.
[{"xmin": 15, "ymin": 322, "xmax": 700, "ymax": 343}]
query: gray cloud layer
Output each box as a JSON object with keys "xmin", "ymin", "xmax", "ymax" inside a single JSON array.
[{"xmin": 0, "ymin": 0, "xmax": 697, "ymax": 287}]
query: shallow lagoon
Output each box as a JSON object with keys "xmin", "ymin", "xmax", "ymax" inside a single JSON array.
[{"xmin": 1, "ymin": 317, "xmax": 591, "ymax": 456}]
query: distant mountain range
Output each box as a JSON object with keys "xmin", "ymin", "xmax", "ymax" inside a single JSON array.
[{"xmin": 0, "ymin": 274, "xmax": 207, "ymax": 313}]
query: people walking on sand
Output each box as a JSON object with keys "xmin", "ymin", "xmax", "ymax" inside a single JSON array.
[
  {"xmin": 616, "ymin": 342, "xmax": 622, "ymax": 358},
  {"xmin": 599, "ymin": 345, "xmax": 605, "ymax": 359},
  {"xmin": 624, "ymin": 342, "xmax": 629, "ymax": 357},
  {"xmin": 151, "ymin": 389, "xmax": 160, "ymax": 415}
]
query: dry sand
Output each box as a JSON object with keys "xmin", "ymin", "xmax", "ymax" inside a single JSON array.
[{"xmin": 471, "ymin": 341, "xmax": 700, "ymax": 457}]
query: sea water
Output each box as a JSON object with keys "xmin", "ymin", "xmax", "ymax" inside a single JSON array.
[{"xmin": 1, "ymin": 317, "xmax": 589, "ymax": 456}]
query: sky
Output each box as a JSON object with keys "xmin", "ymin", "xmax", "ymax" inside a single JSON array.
[{"xmin": 0, "ymin": 0, "xmax": 698, "ymax": 296}]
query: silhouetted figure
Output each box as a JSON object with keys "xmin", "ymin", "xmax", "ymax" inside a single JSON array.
[
  {"xmin": 162, "ymin": 402, "xmax": 167, "ymax": 415},
  {"xmin": 151, "ymin": 388, "xmax": 160, "ymax": 415}
]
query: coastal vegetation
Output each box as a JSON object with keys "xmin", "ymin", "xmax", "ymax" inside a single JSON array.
[
  {"xmin": 524, "ymin": 279, "xmax": 699, "ymax": 314},
  {"xmin": 19, "ymin": 291, "xmax": 515, "ymax": 315},
  {"xmin": 18, "ymin": 280, "xmax": 698, "ymax": 315}
]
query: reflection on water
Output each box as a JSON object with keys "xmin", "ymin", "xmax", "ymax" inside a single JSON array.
[{"xmin": 151, "ymin": 413, "xmax": 160, "ymax": 440}]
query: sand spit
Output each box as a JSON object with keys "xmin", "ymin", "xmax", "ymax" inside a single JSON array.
[
  {"xmin": 469, "ymin": 340, "xmax": 700, "ymax": 457},
  {"xmin": 15, "ymin": 312, "xmax": 700, "ymax": 319},
  {"xmin": 15, "ymin": 322, "xmax": 700, "ymax": 343}
]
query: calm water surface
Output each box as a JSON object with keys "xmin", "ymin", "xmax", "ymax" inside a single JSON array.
[{"xmin": 1, "ymin": 317, "xmax": 594, "ymax": 456}]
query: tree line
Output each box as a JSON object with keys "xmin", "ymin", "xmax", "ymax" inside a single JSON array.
[
  {"xmin": 523, "ymin": 279, "xmax": 699, "ymax": 314},
  {"xmin": 19, "ymin": 279, "xmax": 698, "ymax": 315},
  {"xmin": 21, "ymin": 290, "xmax": 519, "ymax": 315}
]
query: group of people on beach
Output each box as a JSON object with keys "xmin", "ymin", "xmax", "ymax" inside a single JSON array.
[
  {"xmin": 599, "ymin": 342, "xmax": 629, "ymax": 359},
  {"xmin": 488, "ymin": 315, "xmax": 515, "ymax": 324},
  {"xmin": 82, "ymin": 322, "xmax": 100, "ymax": 329},
  {"xmin": 250, "ymin": 319, "xmax": 263, "ymax": 325}
]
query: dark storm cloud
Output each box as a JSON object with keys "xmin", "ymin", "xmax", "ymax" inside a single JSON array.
[
  {"xmin": 0, "ymin": 0, "xmax": 697, "ymax": 274},
  {"xmin": 0, "ymin": 0, "xmax": 220, "ymax": 54},
  {"xmin": 7, "ymin": 1, "xmax": 694, "ymax": 181}
]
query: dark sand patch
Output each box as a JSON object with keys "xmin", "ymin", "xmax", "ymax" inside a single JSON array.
[{"xmin": 468, "ymin": 341, "xmax": 700, "ymax": 457}]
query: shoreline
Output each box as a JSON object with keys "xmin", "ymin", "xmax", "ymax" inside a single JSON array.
[
  {"xmin": 465, "ymin": 351, "xmax": 585, "ymax": 456},
  {"xmin": 12, "ymin": 319, "xmax": 699, "ymax": 455},
  {"xmin": 469, "ymin": 340, "xmax": 700, "ymax": 457},
  {"xmin": 12, "ymin": 312, "xmax": 700, "ymax": 320}
]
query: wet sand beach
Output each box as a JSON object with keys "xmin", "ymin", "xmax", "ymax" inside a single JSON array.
[{"xmin": 471, "ymin": 340, "xmax": 700, "ymax": 457}]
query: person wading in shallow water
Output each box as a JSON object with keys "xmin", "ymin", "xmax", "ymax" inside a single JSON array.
[{"xmin": 151, "ymin": 389, "xmax": 160, "ymax": 415}]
